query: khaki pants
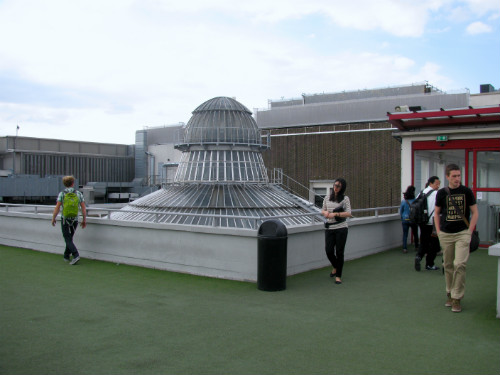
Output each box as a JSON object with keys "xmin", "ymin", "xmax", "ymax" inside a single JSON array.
[{"xmin": 438, "ymin": 230, "xmax": 471, "ymax": 300}]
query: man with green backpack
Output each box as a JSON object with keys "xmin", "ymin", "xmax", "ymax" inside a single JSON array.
[{"xmin": 51, "ymin": 175, "xmax": 87, "ymax": 265}]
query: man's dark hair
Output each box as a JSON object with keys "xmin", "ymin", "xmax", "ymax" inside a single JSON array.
[
  {"xmin": 427, "ymin": 176, "xmax": 439, "ymax": 184},
  {"xmin": 445, "ymin": 164, "xmax": 460, "ymax": 176}
]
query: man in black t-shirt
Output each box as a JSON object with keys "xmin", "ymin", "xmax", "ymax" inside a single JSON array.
[{"xmin": 434, "ymin": 164, "xmax": 478, "ymax": 313}]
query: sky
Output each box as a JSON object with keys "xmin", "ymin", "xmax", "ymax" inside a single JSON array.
[{"xmin": 0, "ymin": 0, "xmax": 499, "ymax": 145}]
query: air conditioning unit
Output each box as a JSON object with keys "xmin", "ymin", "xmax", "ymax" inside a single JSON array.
[{"xmin": 395, "ymin": 105, "xmax": 409, "ymax": 112}]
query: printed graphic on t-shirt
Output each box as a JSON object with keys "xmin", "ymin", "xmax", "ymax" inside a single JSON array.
[{"xmin": 446, "ymin": 194, "xmax": 465, "ymax": 221}]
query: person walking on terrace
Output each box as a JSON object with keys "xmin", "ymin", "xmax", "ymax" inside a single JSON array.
[
  {"xmin": 51, "ymin": 175, "xmax": 87, "ymax": 265},
  {"xmin": 400, "ymin": 185, "xmax": 419, "ymax": 253},
  {"xmin": 415, "ymin": 176, "xmax": 441, "ymax": 271},
  {"xmin": 434, "ymin": 164, "xmax": 478, "ymax": 313},
  {"xmin": 322, "ymin": 178, "xmax": 352, "ymax": 285}
]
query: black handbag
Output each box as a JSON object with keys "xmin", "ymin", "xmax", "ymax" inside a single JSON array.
[
  {"xmin": 324, "ymin": 206, "xmax": 346, "ymax": 228},
  {"xmin": 469, "ymin": 230, "xmax": 480, "ymax": 253},
  {"xmin": 445, "ymin": 188, "xmax": 480, "ymax": 253}
]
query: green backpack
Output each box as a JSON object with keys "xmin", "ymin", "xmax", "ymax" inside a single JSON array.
[{"xmin": 62, "ymin": 192, "xmax": 79, "ymax": 218}]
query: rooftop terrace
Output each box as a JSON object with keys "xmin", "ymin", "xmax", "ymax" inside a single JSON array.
[{"xmin": 1, "ymin": 244, "xmax": 498, "ymax": 375}]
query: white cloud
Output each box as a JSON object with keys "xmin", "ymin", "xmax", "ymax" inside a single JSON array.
[
  {"xmin": 416, "ymin": 62, "xmax": 453, "ymax": 89},
  {"xmin": 145, "ymin": 0, "xmax": 442, "ymax": 37},
  {"xmin": 466, "ymin": 21, "xmax": 493, "ymax": 34},
  {"xmin": 461, "ymin": 0, "xmax": 500, "ymax": 16},
  {"xmin": 448, "ymin": 0, "xmax": 500, "ymax": 22}
]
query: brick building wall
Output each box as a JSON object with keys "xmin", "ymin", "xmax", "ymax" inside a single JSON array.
[{"xmin": 261, "ymin": 121, "xmax": 401, "ymax": 211}]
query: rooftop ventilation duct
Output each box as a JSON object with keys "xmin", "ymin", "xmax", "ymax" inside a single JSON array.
[{"xmin": 111, "ymin": 97, "xmax": 321, "ymax": 229}]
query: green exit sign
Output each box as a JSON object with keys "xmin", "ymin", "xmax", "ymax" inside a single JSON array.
[{"xmin": 436, "ymin": 135, "xmax": 448, "ymax": 141}]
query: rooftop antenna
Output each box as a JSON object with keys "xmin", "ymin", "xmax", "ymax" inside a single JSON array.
[{"xmin": 13, "ymin": 125, "xmax": 20, "ymax": 175}]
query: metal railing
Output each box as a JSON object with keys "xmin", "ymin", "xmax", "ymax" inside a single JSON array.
[
  {"xmin": 270, "ymin": 168, "xmax": 320, "ymax": 203},
  {"xmin": 0, "ymin": 203, "xmax": 399, "ymax": 230},
  {"xmin": 174, "ymin": 127, "xmax": 271, "ymax": 150},
  {"xmin": 270, "ymin": 169, "xmax": 399, "ymax": 218}
]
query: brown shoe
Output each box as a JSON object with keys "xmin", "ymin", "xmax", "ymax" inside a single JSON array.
[
  {"xmin": 451, "ymin": 298, "xmax": 461, "ymax": 313},
  {"xmin": 445, "ymin": 293, "xmax": 452, "ymax": 307}
]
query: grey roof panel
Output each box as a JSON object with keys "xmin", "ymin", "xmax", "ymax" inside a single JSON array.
[{"xmin": 256, "ymin": 92, "xmax": 469, "ymax": 128}]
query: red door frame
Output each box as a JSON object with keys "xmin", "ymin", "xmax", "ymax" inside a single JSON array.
[{"xmin": 411, "ymin": 138, "xmax": 500, "ymax": 194}]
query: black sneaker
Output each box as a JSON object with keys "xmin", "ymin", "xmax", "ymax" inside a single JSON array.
[
  {"xmin": 414, "ymin": 256, "xmax": 421, "ymax": 271},
  {"xmin": 426, "ymin": 265, "xmax": 440, "ymax": 271}
]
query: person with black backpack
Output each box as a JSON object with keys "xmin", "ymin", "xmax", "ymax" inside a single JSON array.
[
  {"xmin": 51, "ymin": 175, "xmax": 87, "ymax": 265},
  {"xmin": 399, "ymin": 185, "xmax": 419, "ymax": 253},
  {"xmin": 414, "ymin": 176, "xmax": 441, "ymax": 271}
]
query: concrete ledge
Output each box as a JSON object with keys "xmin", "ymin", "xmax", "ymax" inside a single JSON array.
[
  {"xmin": 0, "ymin": 212, "xmax": 401, "ymax": 282},
  {"xmin": 488, "ymin": 243, "xmax": 500, "ymax": 318},
  {"xmin": 488, "ymin": 243, "xmax": 500, "ymax": 256}
]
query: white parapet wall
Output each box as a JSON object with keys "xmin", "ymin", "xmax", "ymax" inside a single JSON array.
[
  {"xmin": 0, "ymin": 210, "xmax": 401, "ymax": 282},
  {"xmin": 488, "ymin": 243, "xmax": 500, "ymax": 319}
]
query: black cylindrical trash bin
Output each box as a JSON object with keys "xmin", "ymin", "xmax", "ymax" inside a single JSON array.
[{"xmin": 257, "ymin": 219, "xmax": 288, "ymax": 291}]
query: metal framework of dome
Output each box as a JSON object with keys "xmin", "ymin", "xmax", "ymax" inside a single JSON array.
[{"xmin": 111, "ymin": 97, "xmax": 322, "ymax": 229}]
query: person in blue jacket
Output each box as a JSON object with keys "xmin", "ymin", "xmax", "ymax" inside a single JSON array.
[{"xmin": 400, "ymin": 185, "xmax": 419, "ymax": 253}]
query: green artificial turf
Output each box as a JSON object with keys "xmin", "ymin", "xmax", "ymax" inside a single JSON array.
[{"xmin": 1, "ymin": 245, "xmax": 499, "ymax": 375}]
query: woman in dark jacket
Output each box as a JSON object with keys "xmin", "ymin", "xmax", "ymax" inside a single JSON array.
[
  {"xmin": 400, "ymin": 185, "xmax": 419, "ymax": 253},
  {"xmin": 321, "ymin": 178, "xmax": 352, "ymax": 284}
]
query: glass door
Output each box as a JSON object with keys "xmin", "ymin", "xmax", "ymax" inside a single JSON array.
[
  {"xmin": 413, "ymin": 139, "xmax": 500, "ymax": 246},
  {"xmin": 471, "ymin": 151, "xmax": 500, "ymax": 244}
]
